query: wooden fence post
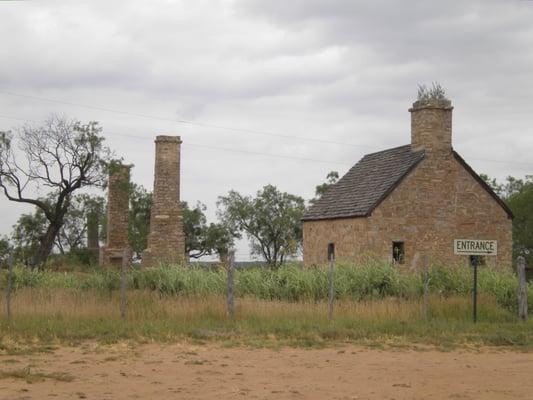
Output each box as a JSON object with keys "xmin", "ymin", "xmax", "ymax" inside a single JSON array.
[
  {"xmin": 328, "ymin": 257, "xmax": 334, "ymax": 322},
  {"xmin": 517, "ymin": 256, "xmax": 528, "ymax": 321},
  {"xmin": 5, "ymin": 254, "xmax": 14, "ymax": 322},
  {"xmin": 422, "ymin": 255, "xmax": 430, "ymax": 321},
  {"xmin": 120, "ymin": 249, "xmax": 131, "ymax": 320},
  {"xmin": 227, "ymin": 249, "xmax": 235, "ymax": 321}
]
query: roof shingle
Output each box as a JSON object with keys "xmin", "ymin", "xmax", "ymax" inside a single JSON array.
[{"xmin": 303, "ymin": 145, "xmax": 425, "ymax": 221}]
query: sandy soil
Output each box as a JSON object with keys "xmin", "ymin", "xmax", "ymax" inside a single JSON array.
[{"xmin": 1, "ymin": 342, "xmax": 532, "ymax": 400}]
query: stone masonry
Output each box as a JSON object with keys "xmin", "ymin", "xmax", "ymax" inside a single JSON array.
[
  {"xmin": 142, "ymin": 136, "xmax": 185, "ymax": 267},
  {"xmin": 303, "ymin": 98, "xmax": 513, "ymax": 268},
  {"xmin": 100, "ymin": 163, "xmax": 132, "ymax": 268},
  {"xmin": 86, "ymin": 208, "xmax": 100, "ymax": 265}
]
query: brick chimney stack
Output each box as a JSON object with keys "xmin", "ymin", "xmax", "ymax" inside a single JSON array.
[
  {"xmin": 409, "ymin": 98, "xmax": 453, "ymax": 154},
  {"xmin": 142, "ymin": 135, "xmax": 185, "ymax": 267},
  {"xmin": 100, "ymin": 163, "xmax": 132, "ymax": 268}
]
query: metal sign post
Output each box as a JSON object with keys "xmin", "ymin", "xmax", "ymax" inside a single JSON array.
[
  {"xmin": 453, "ymin": 239, "xmax": 498, "ymax": 324},
  {"xmin": 472, "ymin": 256, "xmax": 478, "ymax": 323}
]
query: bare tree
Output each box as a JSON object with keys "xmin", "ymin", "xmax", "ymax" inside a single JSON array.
[{"xmin": 0, "ymin": 116, "xmax": 110, "ymax": 267}]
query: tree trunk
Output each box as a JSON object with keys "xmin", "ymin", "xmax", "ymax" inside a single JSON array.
[{"xmin": 36, "ymin": 222, "xmax": 62, "ymax": 268}]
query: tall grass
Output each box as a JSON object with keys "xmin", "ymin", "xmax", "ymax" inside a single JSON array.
[
  {"xmin": 1, "ymin": 288, "xmax": 532, "ymax": 349},
  {"xmin": 1, "ymin": 263, "xmax": 530, "ymax": 313}
]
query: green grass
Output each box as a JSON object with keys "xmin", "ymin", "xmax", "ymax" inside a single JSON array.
[
  {"xmin": 1, "ymin": 262, "xmax": 531, "ymax": 312},
  {"xmin": 0, "ymin": 263, "xmax": 531, "ymax": 352},
  {"xmin": 1, "ymin": 288, "xmax": 532, "ymax": 352}
]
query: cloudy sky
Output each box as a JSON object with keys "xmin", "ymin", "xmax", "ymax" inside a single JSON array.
[{"xmin": 1, "ymin": 0, "xmax": 532, "ymax": 260}]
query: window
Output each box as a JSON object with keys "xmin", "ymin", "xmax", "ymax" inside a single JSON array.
[
  {"xmin": 392, "ymin": 241, "xmax": 405, "ymax": 264},
  {"xmin": 327, "ymin": 243, "xmax": 335, "ymax": 262}
]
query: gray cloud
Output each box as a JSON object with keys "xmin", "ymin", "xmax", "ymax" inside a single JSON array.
[{"xmin": 1, "ymin": 0, "xmax": 532, "ymax": 258}]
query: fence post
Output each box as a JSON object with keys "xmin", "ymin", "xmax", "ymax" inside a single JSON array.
[
  {"xmin": 517, "ymin": 256, "xmax": 528, "ymax": 321},
  {"xmin": 227, "ymin": 249, "xmax": 235, "ymax": 321},
  {"xmin": 120, "ymin": 248, "xmax": 131, "ymax": 320},
  {"xmin": 5, "ymin": 254, "xmax": 14, "ymax": 322},
  {"xmin": 422, "ymin": 255, "xmax": 430, "ymax": 321},
  {"xmin": 328, "ymin": 257, "xmax": 334, "ymax": 322}
]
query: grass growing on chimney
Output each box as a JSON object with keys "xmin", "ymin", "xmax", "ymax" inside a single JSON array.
[{"xmin": 1, "ymin": 288, "xmax": 532, "ymax": 352}]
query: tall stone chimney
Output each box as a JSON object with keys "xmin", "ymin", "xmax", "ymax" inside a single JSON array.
[
  {"xmin": 142, "ymin": 135, "xmax": 185, "ymax": 267},
  {"xmin": 86, "ymin": 208, "xmax": 100, "ymax": 265},
  {"xmin": 100, "ymin": 163, "xmax": 132, "ymax": 268},
  {"xmin": 409, "ymin": 98, "xmax": 453, "ymax": 154}
]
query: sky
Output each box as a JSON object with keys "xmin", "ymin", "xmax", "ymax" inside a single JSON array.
[{"xmin": 1, "ymin": 0, "xmax": 532, "ymax": 260}]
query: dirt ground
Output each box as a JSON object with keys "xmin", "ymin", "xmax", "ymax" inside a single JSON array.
[{"xmin": 1, "ymin": 342, "xmax": 533, "ymax": 400}]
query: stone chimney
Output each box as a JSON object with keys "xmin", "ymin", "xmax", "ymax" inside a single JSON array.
[
  {"xmin": 409, "ymin": 98, "xmax": 453, "ymax": 154},
  {"xmin": 142, "ymin": 135, "xmax": 185, "ymax": 267},
  {"xmin": 100, "ymin": 163, "xmax": 132, "ymax": 268}
]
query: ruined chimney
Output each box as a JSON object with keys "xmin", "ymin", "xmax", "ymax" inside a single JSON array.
[
  {"xmin": 142, "ymin": 135, "xmax": 185, "ymax": 267},
  {"xmin": 86, "ymin": 208, "xmax": 100, "ymax": 265},
  {"xmin": 409, "ymin": 98, "xmax": 453, "ymax": 154},
  {"xmin": 100, "ymin": 163, "xmax": 132, "ymax": 268}
]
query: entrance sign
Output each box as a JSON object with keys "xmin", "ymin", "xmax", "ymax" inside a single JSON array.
[
  {"xmin": 454, "ymin": 239, "xmax": 497, "ymax": 256},
  {"xmin": 453, "ymin": 239, "xmax": 498, "ymax": 324}
]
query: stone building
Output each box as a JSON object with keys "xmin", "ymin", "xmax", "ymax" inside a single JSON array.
[
  {"xmin": 142, "ymin": 135, "xmax": 186, "ymax": 267},
  {"xmin": 302, "ymin": 97, "xmax": 513, "ymax": 268},
  {"xmin": 100, "ymin": 163, "xmax": 132, "ymax": 268}
]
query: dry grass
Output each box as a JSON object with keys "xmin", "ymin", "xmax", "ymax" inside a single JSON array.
[
  {"xmin": 0, "ymin": 288, "xmax": 531, "ymax": 350},
  {"xmin": 0, "ymin": 365, "xmax": 74, "ymax": 383},
  {"xmin": 0, "ymin": 287, "xmax": 511, "ymax": 322}
]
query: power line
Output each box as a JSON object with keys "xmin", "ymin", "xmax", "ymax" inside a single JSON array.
[
  {"xmin": 0, "ymin": 90, "xmax": 375, "ymax": 149},
  {"xmin": 0, "ymin": 114, "xmax": 353, "ymax": 166},
  {"xmin": 1, "ymin": 111, "xmax": 532, "ymax": 169}
]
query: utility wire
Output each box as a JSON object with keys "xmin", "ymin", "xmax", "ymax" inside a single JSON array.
[
  {"xmin": 0, "ymin": 90, "xmax": 375, "ymax": 149},
  {"xmin": 1, "ymin": 106, "xmax": 532, "ymax": 169},
  {"xmin": 0, "ymin": 114, "xmax": 353, "ymax": 166}
]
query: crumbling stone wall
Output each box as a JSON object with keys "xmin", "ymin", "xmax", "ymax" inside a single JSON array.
[
  {"xmin": 100, "ymin": 164, "xmax": 131, "ymax": 268},
  {"xmin": 142, "ymin": 136, "xmax": 185, "ymax": 267}
]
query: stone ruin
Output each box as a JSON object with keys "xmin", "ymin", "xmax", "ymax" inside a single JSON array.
[
  {"xmin": 142, "ymin": 136, "xmax": 186, "ymax": 267},
  {"xmin": 99, "ymin": 163, "xmax": 132, "ymax": 268},
  {"xmin": 99, "ymin": 136, "xmax": 185, "ymax": 268},
  {"xmin": 86, "ymin": 207, "xmax": 100, "ymax": 265}
]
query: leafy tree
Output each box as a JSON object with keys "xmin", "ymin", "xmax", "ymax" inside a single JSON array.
[
  {"xmin": 11, "ymin": 210, "xmax": 47, "ymax": 266},
  {"xmin": 506, "ymin": 176, "xmax": 533, "ymax": 264},
  {"xmin": 183, "ymin": 201, "xmax": 235, "ymax": 259},
  {"xmin": 480, "ymin": 174, "xmax": 525, "ymax": 199},
  {"xmin": 0, "ymin": 237, "xmax": 12, "ymax": 267},
  {"xmin": 9, "ymin": 193, "xmax": 105, "ymax": 266},
  {"xmin": 128, "ymin": 183, "xmax": 152, "ymax": 259},
  {"xmin": 310, "ymin": 171, "xmax": 339, "ymax": 205},
  {"xmin": 482, "ymin": 174, "xmax": 533, "ymax": 264},
  {"xmin": 217, "ymin": 184, "xmax": 305, "ymax": 268},
  {"xmin": 125, "ymin": 184, "xmax": 234, "ymax": 261},
  {"xmin": 0, "ymin": 116, "xmax": 110, "ymax": 267}
]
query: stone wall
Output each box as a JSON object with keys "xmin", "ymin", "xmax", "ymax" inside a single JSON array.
[
  {"xmin": 303, "ymin": 99, "xmax": 512, "ymax": 269},
  {"xmin": 86, "ymin": 209, "xmax": 100, "ymax": 265},
  {"xmin": 142, "ymin": 136, "xmax": 186, "ymax": 267},
  {"xmin": 303, "ymin": 153, "xmax": 513, "ymax": 268},
  {"xmin": 410, "ymin": 99, "xmax": 453, "ymax": 154},
  {"xmin": 100, "ymin": 164, "xmax": 131, "ymax": 268}
]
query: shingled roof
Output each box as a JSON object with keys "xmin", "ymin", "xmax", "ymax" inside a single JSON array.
[{"xmin": 302, "ymin": 145, "xmax": 425, "ymax": 221}]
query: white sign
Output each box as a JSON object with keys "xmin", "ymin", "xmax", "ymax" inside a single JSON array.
[{"xmin": 454, "ymin": 239, "xmax": 498, "ymax": 256}]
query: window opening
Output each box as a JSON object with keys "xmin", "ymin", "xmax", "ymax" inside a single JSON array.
[
  {"xmin": 392, "ymin": 241, "xmax": 405, "ymax": 264},
  {"xmin": 327, "ymin": 243, "xmax": 335, "ymax": 262}
]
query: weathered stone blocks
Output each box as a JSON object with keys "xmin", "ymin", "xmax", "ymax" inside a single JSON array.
[
  {"xmin": 100, "ymin": 163, "xmax": 132, "ymax": 268},
  {"xmin": 303, "ymin": 99, "xmax": 513, "ymax": 268},
  {"xmin": 142, "ymin": 135, "xmax": 186, "ymax": 267}
]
